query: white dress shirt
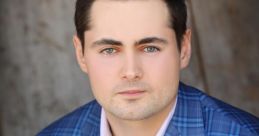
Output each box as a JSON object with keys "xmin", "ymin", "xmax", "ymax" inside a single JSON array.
[{"xmin": 100, "ymin": 97, "xmax": 178, "ymax": 136}]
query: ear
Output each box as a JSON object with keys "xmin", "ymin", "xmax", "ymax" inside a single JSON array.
[
  {"xmin": 73, "ymin": 35, "xmax": 88, "ymax": 73},
  {"xmin": 180, "ymin": 29, "xmax": 192, "ymax": 69}
]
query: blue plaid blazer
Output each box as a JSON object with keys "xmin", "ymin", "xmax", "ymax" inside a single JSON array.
[{"xmin": 37, "ymin": 82, "xmax": 259, "ymax": 136}]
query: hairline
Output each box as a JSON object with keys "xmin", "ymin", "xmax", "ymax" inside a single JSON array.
[{"xmin": 75, "ymin": 0, "xmax": 186, "ymax": 53}]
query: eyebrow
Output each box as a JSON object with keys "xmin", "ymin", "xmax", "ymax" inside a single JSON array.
[
  {"xmin": 135, "ymin": 37, "xmax": 168, "ymax": 45},
  {"xmin": 92, "ymin": 39, "xmax": 123, "ymax": 48},
  {"xmin": 91, "ymin": 37, "xmax": 168, "ymax": 48}
]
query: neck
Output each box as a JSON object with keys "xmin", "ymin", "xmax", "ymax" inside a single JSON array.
[{"xmin": 105, "ymin": 99, "xmax": 176, "ymax": 136}]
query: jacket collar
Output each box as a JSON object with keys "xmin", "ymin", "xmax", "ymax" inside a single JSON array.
[
  {"xmin": 164, "ymin": 82, "xmax": 205, "ymax": 136},
  {"xmin": 81, "ymin": 101, "xmax": 102, "ymax": 136}
]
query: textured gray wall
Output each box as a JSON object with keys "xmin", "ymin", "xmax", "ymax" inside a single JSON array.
[
  {"xmin": 0, "ymin": 0, "xmax": 93, "ymax": 135},
  {"xmin": 0, "ymin": 0, "xmax": 258, "ymax": 136},
  {"xmin": 190, "ymin": 0, "xmax": 259, "ymax": 115}
]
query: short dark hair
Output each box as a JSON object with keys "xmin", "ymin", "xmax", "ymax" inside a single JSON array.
[{"xmin": 74, "ymin": 0, "xmax": 187, "ymax": 51}]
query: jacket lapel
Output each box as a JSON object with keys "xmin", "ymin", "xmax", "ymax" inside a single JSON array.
[
  {"xmin": 164, "ymin": 82, "xmax": 205, "ymax": 136},
  {"xmin": 81, "ymin": 101, "xmax": 102, "ymax": 136}
]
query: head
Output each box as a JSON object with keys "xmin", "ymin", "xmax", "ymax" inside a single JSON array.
[{"xmin": 73, "ymin": 0, "xmax": 191, "ymax": 121}]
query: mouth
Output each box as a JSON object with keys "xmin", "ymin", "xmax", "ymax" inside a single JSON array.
[{"xmin": 117, "ymin": 89, "xmax": 146, "ymax": 99}]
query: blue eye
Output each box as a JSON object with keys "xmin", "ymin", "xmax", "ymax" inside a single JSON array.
[
  {"xmin": 100, "ymin": 48, "xmax": 117, "ymax": 55},
  {"xmin": 143, "ymin": 46, "xmax": 160, "ymax": 53}
]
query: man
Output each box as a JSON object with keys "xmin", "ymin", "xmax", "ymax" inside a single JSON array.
[{"xmin": 38, "ymin": 0, "xmax": 259, "ymax": 135}]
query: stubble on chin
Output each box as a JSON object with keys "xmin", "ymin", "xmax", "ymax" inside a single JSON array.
[{"xmin": 103, "ymin": 83, "xmax": 176, "ymax": 121}]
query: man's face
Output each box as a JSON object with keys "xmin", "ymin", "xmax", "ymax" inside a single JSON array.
[{"xmin": 74, "ymin": 0, "xmax": 191, "ymax": 120}]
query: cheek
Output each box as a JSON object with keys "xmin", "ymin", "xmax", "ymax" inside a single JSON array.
[
  {"xmin": 143, "ymin": 50, "xmax": 180, "ymax": 88},
  {"xmin": 86, "ymin": 55, "xmax": 121, "ymax": 94}
]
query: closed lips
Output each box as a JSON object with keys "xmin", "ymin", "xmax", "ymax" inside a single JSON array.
[{"xmin": 118, "ymin": 90, "xmax": 146, "ymax": 95}]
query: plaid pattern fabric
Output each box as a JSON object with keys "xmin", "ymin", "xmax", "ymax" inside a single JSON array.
[{"xmin": 37, "ymin": 82, "xmax": 259, "ymax": 136}]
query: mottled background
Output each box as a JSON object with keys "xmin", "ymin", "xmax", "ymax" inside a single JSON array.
[{"xmin": 0, "ymin": 0, "xmax": 259, "ymax": 136}]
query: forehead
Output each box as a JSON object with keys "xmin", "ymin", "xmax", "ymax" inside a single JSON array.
[{"xmin": 86, "ymin": 0, "xmax": 171, "ymax": 39}]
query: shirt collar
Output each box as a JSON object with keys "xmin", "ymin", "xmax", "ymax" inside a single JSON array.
[
  {"xmin": 100, "ymin": 108, "xmax": 112, "ymax": 136},
  {"xmin": 100, "ymin": 96, "xmax": 178, "ymax": 136}
]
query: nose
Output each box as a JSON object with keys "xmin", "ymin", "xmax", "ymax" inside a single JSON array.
[{"xmin": 120, "ymin": 53, "xmax": 143, "ymax": 81}]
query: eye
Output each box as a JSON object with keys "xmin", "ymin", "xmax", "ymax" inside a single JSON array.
[
  {"xmin": 143, "ymin": 46, "xmax": 160, "ymax": 53},
  {"xmin": 100, "ymin": 48, "xmax": 118, "ymax": 55}
]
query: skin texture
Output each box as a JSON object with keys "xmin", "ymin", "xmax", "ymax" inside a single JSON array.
[{"xmin": 73, "ymin": 0, "xmax": 191, "ymax": 135}]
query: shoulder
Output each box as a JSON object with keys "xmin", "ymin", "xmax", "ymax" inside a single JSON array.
[
  {"xmin": 37, "ymin": 100, "xmax": 101, "ymax": 136},
  {"xmin": 200, "ymin": 93, "xmax": 259, "ymax": 135},
  {"xmin": 180, "ymin": 82, "xmax": 259, "ymax": 135}
]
